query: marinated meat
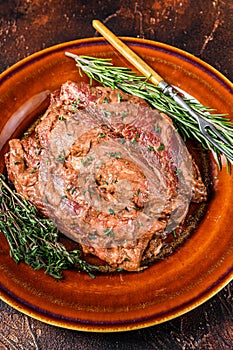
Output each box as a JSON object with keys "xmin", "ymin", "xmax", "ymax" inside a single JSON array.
[{"xmin": 5, "ymin": 81, "xmax": 207, "ymax": 271}]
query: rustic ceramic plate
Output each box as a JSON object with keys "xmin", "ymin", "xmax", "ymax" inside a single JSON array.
[{"xmin": 0, "ymin": 38, "xmax": 232, "ymax": 332}]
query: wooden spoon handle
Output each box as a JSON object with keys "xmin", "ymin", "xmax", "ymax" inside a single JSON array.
[{"xmin": 92, "ymin": 20, "xmax": 164, "ymax": 86}]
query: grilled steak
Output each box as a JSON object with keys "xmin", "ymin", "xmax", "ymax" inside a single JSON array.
[{"xmin": 5, "ymin": 81, "xmax": 207, "ymax": 271}]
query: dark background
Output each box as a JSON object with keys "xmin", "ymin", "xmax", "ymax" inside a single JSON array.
[{"xmin": 0, "ymin": 1, "xmax": 232, "ymax": 349}]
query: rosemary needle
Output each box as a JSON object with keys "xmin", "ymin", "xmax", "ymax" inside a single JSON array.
[{"xmin": 65, "ymin": 52, "xmax": 233, "ymax": 169}]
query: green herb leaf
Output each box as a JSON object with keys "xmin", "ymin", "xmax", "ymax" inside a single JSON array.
[
  {"xmin": 109, "ymin": 151, "xmax": 121, "ymax": 159},
  {"xmin": 104, "ymin": 228, "xmax": 114, "ymax": 237},
  {"xmin": 157, "ymin": 143, "xmax": 165, "ymax": 151},
  {"xmin": 109, "ymin": 208, "xmax": 115, "ymax": 215}
]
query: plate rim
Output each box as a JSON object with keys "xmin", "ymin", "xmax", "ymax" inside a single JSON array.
[{"xmin": 1, "ymin": 36, "xmax": 232, "ymax": 89}]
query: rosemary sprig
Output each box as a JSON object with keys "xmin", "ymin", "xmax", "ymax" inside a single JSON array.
[
  {"xmin": 65, "ymin": 52, "xmax": 233, "ymax": 169},
  {"xmin": 0, "ymin": 175, "xmax": 100, "ymax": 279}
]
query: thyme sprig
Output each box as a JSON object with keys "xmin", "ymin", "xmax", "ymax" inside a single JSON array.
[
  {"xmin": 66, "ymin": 52, "xmax": 233, "ymax": 169},
  {"xmin": 0, "ymin": 175, "xmax": 101, "ymax": 279}
]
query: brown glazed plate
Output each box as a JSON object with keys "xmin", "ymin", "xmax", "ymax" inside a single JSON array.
[{"xmin": 0, "ymin": 38, "xmax": 232, "ymax": 332}]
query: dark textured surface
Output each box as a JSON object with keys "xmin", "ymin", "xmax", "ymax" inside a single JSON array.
[{"xmin": 0, "ymin": 1, "xmax": 232, "ymax": 349}]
